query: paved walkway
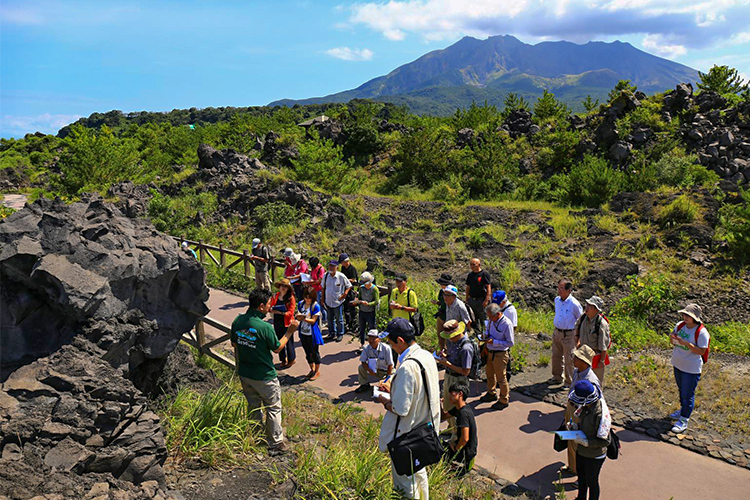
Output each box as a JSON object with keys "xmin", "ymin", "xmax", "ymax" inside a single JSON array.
[{"xmin": 203, "ymin": 288, "xmax": 750, "ymax": 500}]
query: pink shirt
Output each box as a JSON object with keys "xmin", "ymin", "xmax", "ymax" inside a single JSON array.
[
  {"xmin": 285, "ymin": 259, "xmax": 309, "ymax": 284},
  {"xmin": 309, "ymin": 264, "xmax": 325, "ymax": 292}
]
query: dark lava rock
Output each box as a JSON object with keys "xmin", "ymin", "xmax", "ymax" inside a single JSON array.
[
  {"xmin": 457, "ymin": 128, "xmax": 475, "ymax": 148},
  {"xmin": 107, "ymin": 181, "xmax": 156, "ymax": 218},
  {"xmin": 0, "ymin": 196, "xmax": 209, "ymax": 382}
]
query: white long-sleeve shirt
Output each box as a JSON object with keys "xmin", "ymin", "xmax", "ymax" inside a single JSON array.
[{"xmin": 554, "ymin": 295, "xmax": 583, "ymax": 330}]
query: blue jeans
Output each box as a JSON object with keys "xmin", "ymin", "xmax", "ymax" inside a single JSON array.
[
  {"xmin": 317, "ymin": 291, "xmax": 327, "ymax": 323},
  {"xmin": 358, "ymin": 310, "xmax": 376, "ymax": 345},
  {"xmin": 327, "ymin": 304, "xmax": 344, "ymax": 338},
  {"xmin": 674, "ymin": 366, "xmax": 701, "ymax": 418}
]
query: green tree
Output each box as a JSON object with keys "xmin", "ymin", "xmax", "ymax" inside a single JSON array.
[
  {"xmin": 565, "ymin": 154, "xmax": 625, "ymax": 207},
  {"xmin": 392, "ymin": 125, "xmax": 451, "ymax": 189},
  {"xmin": 57, "ymin": 124, "xmax": 141, "ymax": 195},
  {"xmin": 533, "ymin": 90, "xmax": 569, "ymax": 121},
  {"xmin": 501, "ymin": 92, "xmax": 530, "ymax": 119},
  {"xmin": 697, "ymin": 65, "xmax": 749, "ymax": 95},
  {"xmin": 291, "ymin": 132, "xmax": 354, "ymax": 192},
  {"xmin": 582, "ymin": 95, "xmax": 599, "ymax": 113},
  {"xmin": 607, "ymin": 80, "xmax": 638, "ymax": 103}
]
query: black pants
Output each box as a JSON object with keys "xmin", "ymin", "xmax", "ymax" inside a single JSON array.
[
  {"xmin": 300, "ymin": 334, "xmax": 321, "ymax": 365},
  {"xmin": 344, "ymin": 299, "xmax": 358, "ymax": 334},
  {"xmin": 576, "ymin": 453, "xmax": 605, "ymax": 500},
  {"xmin": 274, "ymin": 318, "xmax": 296, "ymax": 364}
]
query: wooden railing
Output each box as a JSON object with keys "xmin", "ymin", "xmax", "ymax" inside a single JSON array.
[
  {"xmin": 182, "ymin": 315, "xmax": 236, "ymax": 369},
  {"xmin": 173, "ymin": 236, "xmax": 287, "ymax": 282}
]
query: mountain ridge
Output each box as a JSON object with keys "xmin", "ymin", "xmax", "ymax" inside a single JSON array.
[{"xmin": 270, "ymin": 35, "xmax": 700, "ymax": 114}]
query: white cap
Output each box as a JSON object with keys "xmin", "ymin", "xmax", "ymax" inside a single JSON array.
[
  {"xmin": 283, "ymin": 247, "xmax": 294, "ymax": 257},
  {"xmin": 181, "ymin": 242, "xmax": 188, "ymax": 249},
  {"xmin": 252, "ymin": 238, "xmax": 261, "ymax": 249}
]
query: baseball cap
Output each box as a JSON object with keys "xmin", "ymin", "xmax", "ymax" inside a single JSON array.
[
  {"xmin": 252, "ymin": 238, "xmax": 261, "ymax": 249},
  {"xmin": 394, "ymin": 273, "xmax": 407, "ymax": 282},
  {"xmin": 492, "ymin": 290, "xmax": 506, "ymax": 304},
  {"xmin": 338, "ymin": 252, "xmax": 350, "ymax": 263},
  {"xmin": 379, "ymin": 317, "xmax": 414, "ymax": 340},
  {"xmin": 443, "ymin": 285, "xmax": 458, "ymax": 296},
  {"xmin": 327, "ymin": 259, "xmax": 339, "ymax": 267},
  {"xmin": 367, "ymin": 329, "xmax": 380, "ymax": 338},
  {"xmin": 181, "ymin": 241, "xmax": 188, "ymax": 249}
]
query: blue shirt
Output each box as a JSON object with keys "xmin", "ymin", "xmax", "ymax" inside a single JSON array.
[{"xmin": 487, "ymin": 314, "xmax": 515, "ymax": 351}]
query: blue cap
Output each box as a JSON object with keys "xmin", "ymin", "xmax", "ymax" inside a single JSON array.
[
  {"xmin": 338, "ymin": 252, "xmax": 349, "ymax": 263},
  {"xmin": 492, "ymin": 289, "xmax": 507, "ymax": 304},
  {"xmin": 378, "ymin": 317, "xmax": 414, "ymax": 340},
  {"xmin": 328, "ymin": 259, "xmax": 339, "ymax": 267},
  {"xmin": 568, "ymin": 380, "xmax": 600, "ymax": 406}
]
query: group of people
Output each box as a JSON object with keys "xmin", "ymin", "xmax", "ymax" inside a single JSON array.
[{"xmin": 224, "ymin": 241, "xmax": 712, "ymax": 500}]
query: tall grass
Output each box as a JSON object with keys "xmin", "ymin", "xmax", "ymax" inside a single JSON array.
[{"xmin": 549, "ymin": 212, "xmax": 586, "ymax": 240}]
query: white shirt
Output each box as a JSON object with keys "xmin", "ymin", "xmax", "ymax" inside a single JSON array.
[
  {"xmin": 671, "ymin": 322, "xmax": 710, "ymax": 375},
  {"xmin": 554, "ymin": 295, "xmax": 583, "ymax": 330},
  {"xmin": 360, "ymin": 342, "xmax": 393, "ymax": 372},
  {"xmin": 323, "ymin": 271, "xmax": 352, "ymax": 308},
  {"xmin": 500, "ymin": 302, "xmax": 518, "ymax": 327},
  {"xmin": 379, "ymin": 345, "xmax": 440, "ymax": 453}
]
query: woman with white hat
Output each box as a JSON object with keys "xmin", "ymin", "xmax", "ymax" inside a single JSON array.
[{"xmin": 669, "ymin": 303, "xmax": 710, "ymax": 433}]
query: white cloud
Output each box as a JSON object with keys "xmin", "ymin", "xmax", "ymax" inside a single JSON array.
[
  {"xmin": 1, "ymin": 113, "xmax": 83, "ymax": 137},
  {"xmin": 346, "ymin": 0, "xmax": 750, "ymax": 53},
  {"xmin": 325, "ymin": 47, "xmax": 374, "ymax": 61},
  {"xmin": 642, "ymin": 34, "xmax": 687, "ymax": 58}
]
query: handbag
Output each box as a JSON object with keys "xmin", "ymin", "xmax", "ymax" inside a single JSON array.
[
  {"xmin": 387, "ymin": 358, "xmax": 443, "ymax": 476},
  {"xmin": 607, "ymin": 429, "xmax": 621, "ymax": 459},
  {"xmin": 553, "ymin": 419, "xmax": 567, "ymax": 452}
]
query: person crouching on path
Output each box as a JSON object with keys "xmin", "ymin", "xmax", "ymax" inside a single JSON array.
[
  {"xmin": 353, "ymin": 271, "xmax": 380, "ymax": 354},
  {"xmin": 440, "ymin": 382, "xmax": 477, "ymax": 476},
  {"xmin": 270, "ymin": 279, "xmax": 296, "ymax": 368},
  {"xmin": 669, "ymin": 303, "xmax": 710, "ymax": 433},
  {"xmin": 552, "ymin": 278, "xmax": 583, "ymax": 386},
  {"xmin": 231, "ymin": 288, "xmax": 296, "ymax": 452},
  {"xmin": 575, "ymin": 296, "xmax": 611, "ymax": 386},
  {"xmin": 567, "ymin": 380, "xmax": 611, "ymax": 500},
  {"xmin": 376, "ymin": 318, "xmax": 440, "ymax": 500},
  {"xmin": 561, "ymin": 345, "xmax": 601, "ymax": 477},
  {"xmin": 436, "ymin": 320, "xmax": 473, "ymax": 433},
  {"xmin": 296, "ymin": 288, "xmax": 324, "ymax": 380},
  {"xmin": 481, "ymin": 303, "xmax": 514, "ymax": 407},
  {"xmin": 355, "ymin": 329, "xmax": 394, "ymax": 393}
]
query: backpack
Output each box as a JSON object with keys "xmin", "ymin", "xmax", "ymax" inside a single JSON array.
[
  {"xmin": 465, "ymin": 300, "xmax": 477, "ymax": 331},
  {"xmin": 607, "ymin": 429, "xmax": 621, "ymax": 460},
  {"xmin": 676, "ymin": 321, "xmax": 710, "ymax": 363},
  {"xmin": 460, "ymin": 336, "xmax": 482, "ymax": 380},
  {"xmin": 391, "ymin": 288, "xmax": 425, "ymax": 336}
]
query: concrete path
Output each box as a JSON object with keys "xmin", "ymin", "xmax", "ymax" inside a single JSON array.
[
  {"xmin": 204, "ymin": 288, "xmax": 750, "ymax": 500},
  {"xmin": 1, "ymin": 194, "xmax": 28, "ymax": 210}
]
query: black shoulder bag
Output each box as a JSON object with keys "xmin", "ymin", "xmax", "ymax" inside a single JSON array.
[{"xmin": 387, "ymin": 358, "xmax": 443, "ymax": 476}]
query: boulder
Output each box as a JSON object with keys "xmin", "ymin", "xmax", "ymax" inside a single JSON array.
[
  {"xmin": 501, "ymin": 110, "xmax": 534, "ymax": 139},
  {"xmin": 609, "ymin": 141, "xmax": 632, "ymax": 163},
  {"xmin": 260, "ymin": 132, "xmax": 300, "ymax": 167},
  {"xmin": 0, "ymin": 197, "xmax": 209, "ymax": 384},
  {"xmin": 695, "ymin": 91, "xmax": 727, "ymax": 112},
  {"xmin": 663, "ymin": 83, "xmax": 693, "ymax": 111},
  {"xmin": 456, "ymin": 128, "xmax": 475, "ymax": 148}
]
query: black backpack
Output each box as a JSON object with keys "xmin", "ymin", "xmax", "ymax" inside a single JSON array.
[{"xmin": 461, "ymin": 336, "xmax": 482, "ymax": 380}]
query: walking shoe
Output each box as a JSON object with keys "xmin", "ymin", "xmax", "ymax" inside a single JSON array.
[
  {"xmin": 559, "ymin": 466, "xmax": 576, "ymax": 476},
  {"xmin": 336, "ymin": 335, "xmax": 344, "ymax": 342},
  {"xmin": 671, "ymin": 417, "xmax": 689, "ymax": 433},
  {"xmin": 479, "ymin": 392, "xmax": 498, "ymax": 402},
  {"xmin": 547, "ymin": 377, "xmax": 563, "ymax": 385},
  {"xmin": 355, "ymin": 384, "xmax": 371, "ymax": 394},
  {"xmin": 325, "ymin": 334, "xmax": 336, "ymax": 341},
  {"xmin": 668, "ymin": 410, "xmax": 682, "ymax": 420}
]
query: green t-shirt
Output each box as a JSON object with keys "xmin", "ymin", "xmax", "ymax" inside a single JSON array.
[{"xmin": 231, "ymin": 309, "xmax": 280, "ymax": 381}]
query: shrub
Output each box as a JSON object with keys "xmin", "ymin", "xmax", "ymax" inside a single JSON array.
[
  {"xmin": 658, "ymin": 194, "xmax": 699, "ymax": 228},
  {"xmin": 253, "ymin": 201, "xmax": 299, "ymax": 240},
  {"xmin": 429, "ymin": 174, "xmax": 468, "ymax": 205},
  {"xmin": 467, "ymin": 228, "xmax": 487, "ymax": 250},
  {"xmin": 716, "ymin": 189, "xmax": 750, "ymax": 263},
  {"xmin": 654, "ymin": 151, "xmax": 719, "ymax": 188},
  {"xmin": 147, "ymin": 187, "xmax": 218, "ymax": 236},
  {"xmin": 564, "ymin": 154, "xmax": 625, "ymax": 207},
  {"xmin": 499, "ymin": 260, "xmax": 522, "ymax": 291},
  {"xmin": 613, "ymin": 274, "xmax": 682, "ymax": 319},
  {"xmin": 291, "ymin": 134, "xmax": 357, "ymax": 192}
]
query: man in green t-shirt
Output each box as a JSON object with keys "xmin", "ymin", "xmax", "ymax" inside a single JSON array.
[{"xmin": 231, "ymin": 288, "xmax": 296, "ymax": 451}]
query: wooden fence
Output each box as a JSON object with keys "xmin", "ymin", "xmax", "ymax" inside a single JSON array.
[
  {"xmin": 181, "ymin": 315, "xmax": 236, "ymax": 369},
  {"xmin": 172, "ymin": 236, "xmax": 287, "ymax": 282}
]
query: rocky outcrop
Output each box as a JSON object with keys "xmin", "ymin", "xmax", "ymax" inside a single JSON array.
[
  {"xmin": 0, "ymin": 198, "xmax": 208, "ymax": 499},
  {"xmin": 498, "ymin": 110, "xmax": 539, "ymax": 139},
  {"xmin": 107, "ymin": 181, "xmax": 155, "ymax": 218},
  {"xmin": 0, "ymin": 197, "xmax": 209, "ymax": 381},
  {"xmin": 259, "ymin": 131, "xmax": 300, "ymax": 167}
]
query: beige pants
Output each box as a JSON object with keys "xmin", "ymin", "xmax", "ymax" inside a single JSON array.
[
  {"xmin": 565, "ymin": 401, "xmax": 578, "ymax": 473},
  {"xmin": 254, "ymin": 270, "xmax": 271, "ymax": 291},
  {"xmin": 240, "ymin": 376, "xmax": 283, "ymax": 447},
  {"xmin": 358, "ymin": 364, "xmax": 388, "ymax": 385},
  {"xmin": 593, "ymin": 365, "xmax": 606, "ymax": 387},
  {"xmin": 552, "ymin": 328, "xmax": 576, "ymax": 385},
  {"xmin": 485, "ymin": 350, "xmax": 510, "ymax": 404},
  {"xmin": 391, "ymin": 462, "xmax": 429, "ymax": 499}
]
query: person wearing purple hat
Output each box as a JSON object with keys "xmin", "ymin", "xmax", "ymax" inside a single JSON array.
[
  {"xmin": 376, "ymin": 318, "xmax": 440, "ymax": 499},
  {"xmin": 567, "ymin": 379, "xmax": 611, "ymax": 500},
  {"xmin": 322, "ymin": 259, "xmax": 351, "ymax": 342}
]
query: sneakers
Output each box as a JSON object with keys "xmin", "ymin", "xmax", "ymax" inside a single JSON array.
[
  {"xmin": 669, "ymin": 410, "xmax": 682, "ymax": 420},
  {"xmin": 336, "ymin": 335, "xmax": 343, "ymax": 342},
  {"xmin": 479, "ymin": 392, "xmax": 498, "ymax": 403},
  {"xmin": 355, "ymin": 384, "xmax": 371, "ymax": 394},
  {"xmin": 671, "ymin": 417, "xmax": 689, "ymax": 433}
]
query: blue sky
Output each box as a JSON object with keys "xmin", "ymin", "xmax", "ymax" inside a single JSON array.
[{"xmin": 2, "ymin": 0, "xmax": 749, "ymax": 138}]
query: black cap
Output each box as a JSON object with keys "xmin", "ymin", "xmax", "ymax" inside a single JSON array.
[
  {"xmin": 436, "ymin": 273, "xmax": 453, "ymax": 285},
  {"xmin": 380, "ymin": 318, "xmax": 415, "ymax": 342},
  {"xmin": 394, "ymin": 273, "xmax": 407, "ymax": 282}
]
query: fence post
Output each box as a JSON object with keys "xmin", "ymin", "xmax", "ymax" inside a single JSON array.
[
  {"xmin": 219, "ymin": 244, "xmax": 226, "ymax": 268},
  {"xmin": 243, "ymin": 250, "xmax": 250, "ymax": 277},
  {"xmin": 199, "ymin": 240, "xmax": 205, "ymax": 263},
  {"xmin": 196, "ymin": 319, "xmax": 206, "ymax": 355}
]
